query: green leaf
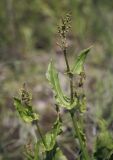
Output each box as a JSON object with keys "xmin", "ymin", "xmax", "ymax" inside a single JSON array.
[
  {"xmin": 45, "ymin": 145, "xmax": 67, "ymax": 160},
  {"xmin": 38, "ymin": 117, "xmax": 62, "ymax": 151},
  {"xmin": 46, "ymin": 60, "xmax": 77, "ymax": 110},
  {"xmin": 14, "ymin": 97, "xmax": 39, "ymax": 123},
  {"xmin": 36, "ymin": 116, "xmax": 67, "ymax": 159},
  {"xmin": 71, "ymin": 46, "xmax": 92, "ymax": 75},
  {"xmin": 54, "ymin": 147, "xmax": 67, "ymax": 160},
  {"xmin": 94, "ymin": 121, "xmax": 113, "ymax": 160}
]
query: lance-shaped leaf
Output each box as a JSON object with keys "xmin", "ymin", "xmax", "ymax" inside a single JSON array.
[
  {"xmin": 46, "ymin": 60, "xmax": 77, "ymax": 110},
  {"xmin": 71, "ymin": 46, "xmax": 92, "ymax": 75},
  {"xmin": 14, "ymin": 97, "xmax": 39, "ymax": 123}
]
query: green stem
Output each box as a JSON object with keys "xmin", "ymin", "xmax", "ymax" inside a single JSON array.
[
  {"xmin": 63, "ymin": 48, "xmax": 74, "ymax": 102},
  {"xmin": 62, "ymin": 33, "xmax": 90, "ymax": 160},
  {"xmin": 69, "ymin": 74, "xmax": 74, "ymax": 103},
  {"xmin": 35, "ymin": 121, "xmax": 47, "ymax": 148},
  {"xmin": 70, "ymin": 113, "xmax": 90, "ymax": 160},
  {"xmin": 63, "ymin": 48, "xmax": 70, "ymax": 73}
]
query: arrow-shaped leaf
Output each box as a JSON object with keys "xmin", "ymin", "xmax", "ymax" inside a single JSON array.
[
  {"xmin": 46, "ymin": 60, "xmax": 77, "ymax": 110},
  {"xmin": 14, "ymin": 97, "xmax": 39, "ymax": 123},
  {"xmin": 71, "ymin": 46, "xmax": 92, "ymax": 75}
]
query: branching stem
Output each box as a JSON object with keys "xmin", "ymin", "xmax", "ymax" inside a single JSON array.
[{"xmin": 63, "ymin": 41, "xmax": 90, "ymax": 160}]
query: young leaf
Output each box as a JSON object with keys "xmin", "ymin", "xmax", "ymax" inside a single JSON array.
[
  {"xmin": 46, "ymin": 60, "xmax": 77, "ymax": 110},
  {"xmin": 14, "ymin": 97, "xmax": 39, "ymax": 123},
  {"xmin": 71, "ymin": 46, "xmax": 92, "ymax": 75}
]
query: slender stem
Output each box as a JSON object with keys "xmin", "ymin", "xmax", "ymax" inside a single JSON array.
[
  {"xmin": 70, "ymin": 113, "xmax": 90, "ymax": 160},
  {"xmin": 63, "ymin": 48, "xmax": 70, "ymax": 73},
  {"xmin": 62, "ymin": 33, "xmax": 90, "ymax": 160},
  {"xmin": 69, "ymin": 74, "xmax": 74, "ymax": 103},
  {"xmin": 69, "ymin": 65, "xmax": 89, "ymax": 160},
  {"xmin": 35, "ymin": 121, "xmax": 46, "ymax": 148},
  {"xmin": 63, "ymin": 47, "xmax": 74, "ymax": 102}
]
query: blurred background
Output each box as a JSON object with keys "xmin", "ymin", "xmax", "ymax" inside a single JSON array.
[{"xmin": 0, "ymin": 0, "xmax": 113, "ymax": 159}]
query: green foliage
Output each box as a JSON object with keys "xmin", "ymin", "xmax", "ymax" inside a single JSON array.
[
  {"xmin": 14, "ymin": 93, "xmax": 65, "ymax": 160},
  {"xmin": 46, "ymin": 14, "xmax": 91, "ymax": 160},
  {"xmin": 12, "ymin": 13, "xmax": 113, "ymax": 160},
  {"xmin": 13, "ymin": 14, "xmax": 93, "ymax": 160},
  {"xmin": 13, "ymin": 83, "xmax": 65, "ymax": 160},
  {"xmin": 39, "ymin": 116, "xmax": 62, "ymax": 151},
  {"xmin": 26, "ymin": 113, "xmax": 65, "ymax": 160},
  {"xmin": 0, "ymin": 0, "xmax": 113, "ymax": 159},
  {"xmin": 71, "ymin": 47, "xmax": 91, "ymax": 75},
  {"xmin": 53, "ymin": 147, "xmax": 67, "ymax": 160},
  {"xmin": 94, "ymin": 120, "xmax": 113, "ymax": 160},
  {"xmin": 14, "ymin": 97, "xmax": 39, "ymax": 123},
  {"xmin": 46, "ymin": 60, "xmax": 77, "ymax": 110}
]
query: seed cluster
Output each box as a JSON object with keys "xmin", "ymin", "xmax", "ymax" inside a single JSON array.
[
  {"xmin": 57, "ymin": 13, "xmax": 71, "ymax": 49},
  {"xmin": 20, "ymin": 83, "xmax": 32, "ymax": 106}
]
